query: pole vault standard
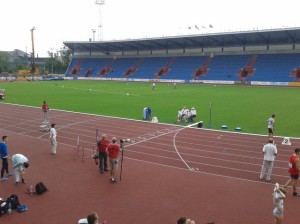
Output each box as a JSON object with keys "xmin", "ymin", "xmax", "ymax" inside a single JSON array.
[{"xmin": 207, "ymin": 102, "xmax": 213, "ymax": 128}]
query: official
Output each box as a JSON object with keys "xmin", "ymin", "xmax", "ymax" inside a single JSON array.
[
  {"xmin": 260, "ymin": 138, "xmax": 277, "ymax": 181},
  {"xmin": 97, "ymin": 134, "xmax": 110, "ymax": 174},
  {"xmin": 107, "ymin": 137, "xmax": 122, "ymax": 183},
  {"xmin": 12, "ymin": 154, "xmax": 29, "ymax": 184}
]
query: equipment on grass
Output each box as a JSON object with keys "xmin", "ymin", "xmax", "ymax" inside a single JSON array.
[{"xmin": 282, "ymin": 137, "xmax": 291, "ymax": 145}]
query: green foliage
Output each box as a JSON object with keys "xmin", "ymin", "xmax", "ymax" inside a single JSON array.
[{"xmin": 1, "ymin": 80, "xmax": 300, "ymax": 137}]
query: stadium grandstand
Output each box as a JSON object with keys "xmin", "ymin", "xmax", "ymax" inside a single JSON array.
[{"xmin": 63, "ymin": 28, "xmax": 300, "ymax": 86}]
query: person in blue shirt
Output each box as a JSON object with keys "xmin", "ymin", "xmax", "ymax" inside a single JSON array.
[
  {"xmin": 147, "ymin": 107, "xmax": 152, "ymax": 120},
  {"xmin": 0, "ymin": 136, "xmax": 12, "ymax": 181}
]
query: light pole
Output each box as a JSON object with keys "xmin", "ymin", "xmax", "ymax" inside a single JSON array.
[
  {"xmin": 95, "ymin": 0, "xmax": 105, "ymax": 41},
  {"xmin": 30, "ymin": 27, "xmax": 36, "ymax": 74},
  {"xmin": 92, "ymin": 29, "xmax": 96, "ymax": 41}
]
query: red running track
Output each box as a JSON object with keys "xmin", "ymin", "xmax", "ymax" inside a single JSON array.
[{"xmin": 0, "ymin": 103, "xmax": 299, "ymax": 224}]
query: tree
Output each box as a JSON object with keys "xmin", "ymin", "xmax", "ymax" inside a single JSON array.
[{"xmin": 0, "ymin": 52, "xmax": 10, "ymax": 73}]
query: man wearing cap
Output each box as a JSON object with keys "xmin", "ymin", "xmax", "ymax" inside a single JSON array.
[
  {"xmin": 107, "ymin": 137, "xmax": 122, "ymax": 183},
  {"xmin": 49, "ymin": 123, "xmax": 57, "ymax": 155},
  {"xmin": 11, "ymin": 153, "xmax": 29, "ymax": 184}
]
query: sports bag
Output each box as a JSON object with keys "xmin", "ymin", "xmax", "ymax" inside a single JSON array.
[
  {"xmin": 0, "ymin": 200, "xmax": 8, "ymax": 216},
  {"xmin": 6, "ymin": 194, "xmax": 20, "ymax": 210},
  {"xmin": 35, "ymin": 182, "xmax": 48, "ymax": 195}
]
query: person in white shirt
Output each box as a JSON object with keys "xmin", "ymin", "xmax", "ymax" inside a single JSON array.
[
  {"xmin": 260, "ymin": 138, "xmax": 277, "ymax": 181},
  {"xmin": 177, "ymin": 108, "xmax": 182, "ymax": 122},
  {"xmin": 267, "ymin": 114, "xmax": 275, "ymax": 138},
  {"xmin": 190, "ymin": 107, "xmax": 197, "ymax": 122},
  {"xmin": 49, "ymin": 123, "xmax": 57, "ymax": 155},
  {"xmin": 11, "ymin": 154, "xmax": 29, "ymax": 184}
]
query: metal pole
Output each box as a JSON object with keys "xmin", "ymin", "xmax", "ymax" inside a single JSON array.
[
  {"xmin": 95, "ymin": 0, "xmax": 105, "ymax": 41},
  {"xmin": 30, "ymin": 27, "xmax": 36, "ymax": 74},
  {"xmin": 207, "ymin": 102, "xmax": 213, "ymax": 128},
  {"xmin": 119, "ymin": 141, "xmax": 124, "ymax": 181}
]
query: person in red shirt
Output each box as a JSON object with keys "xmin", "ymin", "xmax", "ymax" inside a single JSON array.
[
  {"xmin": 284, "ymin": 148, "xmax": 300, "ymax": 196},
  {"xmin": 97, "ymin": 134, "xmax": 110, "ymax": 174},
  {"xmin": 42, "ymin": 101, "xmax": 49, "ymax": 122},
  {"xmin": 106, "ymin": 137, "xmax": 122, "ymax": 183}
]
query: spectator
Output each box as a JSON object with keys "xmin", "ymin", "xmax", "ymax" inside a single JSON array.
[
  {"xmin": 177, "ymin": 216, "xmax": 196, "ymax": 224},
  {"xmin": 273, "ymin": 183, "xmax": 287, "ymax": 224},
  {"xmin": 267, "ymin": 114, "xmax": 275, "ymax": 138},
  {"xmin": 11, "ymin": 154, "xmax": 29, "ymax": 184},
  {"xmin": 147, "ymin": 107, "xmax": 152, "ymax": 120},
  {"xmin": 180, "ymin": 107, "xmax": 188, "ymax": 122},
  {"xmin": 177, "ymin": 108, "xmax": 182, "ymax": 122},
  {"xmin": 284, "ymin": 148, "xmax": 300, "ymax": 196},
  {"xmin": 260, "ymin": 138, "xmax": 277, "ymax": 181},
  {"xmin": 42, "ymin": 101, "xmax": 49, "ymax": 122},
  {"xmin": 78, "ymin": 211, "xmax": 101, "ymax": 224},
  {"xmin": 49, "ymin": 123, "xmax": 57, "ymax": 155},
  {"xmin": 0, "ymin": 136, "xmax": 12, "ymax": 181},
  {"xmin": 107, "ymin": 137, "xmax": 122, "ymax": 183},
  {"xmin": 190, "ymin": 107, "xmax": 197, "ymax": 122},
  {"xmin": 98, "ymin": 134, "xmax": 110, "ymax": 174}
]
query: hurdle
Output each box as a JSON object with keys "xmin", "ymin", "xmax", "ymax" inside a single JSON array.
[{"xmin": 74, "ymin": 145, "xmax": 96, "ymax": 161}]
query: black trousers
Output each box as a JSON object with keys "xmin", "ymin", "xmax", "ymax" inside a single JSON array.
[
  {"xmin": 1, "ymin": 158, "xmax": 9, "ymax": 178},
  {"xmin": 98, "ymin": 152, "xmax": 108, "ymax": 172}
]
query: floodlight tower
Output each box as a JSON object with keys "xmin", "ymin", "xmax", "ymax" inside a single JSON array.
[
  {"xmin": 95, "ymin": 0, "xmax": 105, "ymax": 41},
  {"xmin": 92, "ymin": 29, "xmax": 96, "ymax": 41},
  {"xmin": 30, "ymin": 27, "xmax": 36, "ymax": 74}
]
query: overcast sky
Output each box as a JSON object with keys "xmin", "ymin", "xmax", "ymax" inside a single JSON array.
[{"xmin": 1, "ymin": 0, "xmax": 299, "ymax": 57}]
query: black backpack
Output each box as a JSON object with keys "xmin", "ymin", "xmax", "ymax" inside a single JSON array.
[
  {"xmin": 35, "ymin": 182, "xmax": 48, "ymax": 195},
  {"xmin": 0, "ymin": 200, "xmax": 8, "ymax": 216},
  {"xmin": 6, "ymin": 194, "xmax": 20, "ymax": 210}
]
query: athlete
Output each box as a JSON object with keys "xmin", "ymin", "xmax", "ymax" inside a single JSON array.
[
  {"xmin": 267, "ymin": 114, "xmax": 275, "ymax": 138},
  {"xmin": 284, "ymin": 148, "xmax": 300, "ymax": 196}
]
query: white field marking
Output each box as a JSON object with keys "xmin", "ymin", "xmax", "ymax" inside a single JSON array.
[
  {"xmin": 124, "ymin": 148, "xmax": 289, "ymax": 178},
  {"xmin": 38, "ymin": 119, "xmax": 95, "ymax": 138},
  {"xmin": 125, "ymin": 157, "xmax": 300, "ymax": 190},
  {"xmin": 172, "ymin": 122, "xmax": 199, "ymax": 171},
  {"xmin": 129, "ymin": 140, "xmax": 290, "ymax": 169},
  {"xmin": 1, "ymin": 106, "xmax": 298, "ymax": 190}
]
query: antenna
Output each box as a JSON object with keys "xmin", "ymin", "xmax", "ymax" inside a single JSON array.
[{"xmin": 94, "ymin": 0, "xmax": 105, "ymax": 41}]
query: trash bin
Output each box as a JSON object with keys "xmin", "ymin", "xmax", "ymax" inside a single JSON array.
[{"xmin": 143, "ymin": 107, "xmax": 149, "ymax": 120}]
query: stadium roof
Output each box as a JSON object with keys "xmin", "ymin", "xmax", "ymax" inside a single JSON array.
[{"xmin": 63, "ymin": 28, "xmax": 300, "ymax": 54}]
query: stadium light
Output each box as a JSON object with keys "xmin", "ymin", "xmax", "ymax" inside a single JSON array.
[
  {"xmin": 92, "ymin": 29, "xmax": 96, "ymax": 41},
  {"xmin": 30, "ymin": 27, "xmax": 36, "ymax": 74},
  {"xmin": 95, "ymin": 0, "xmax": 105, "ymax": 41}
]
